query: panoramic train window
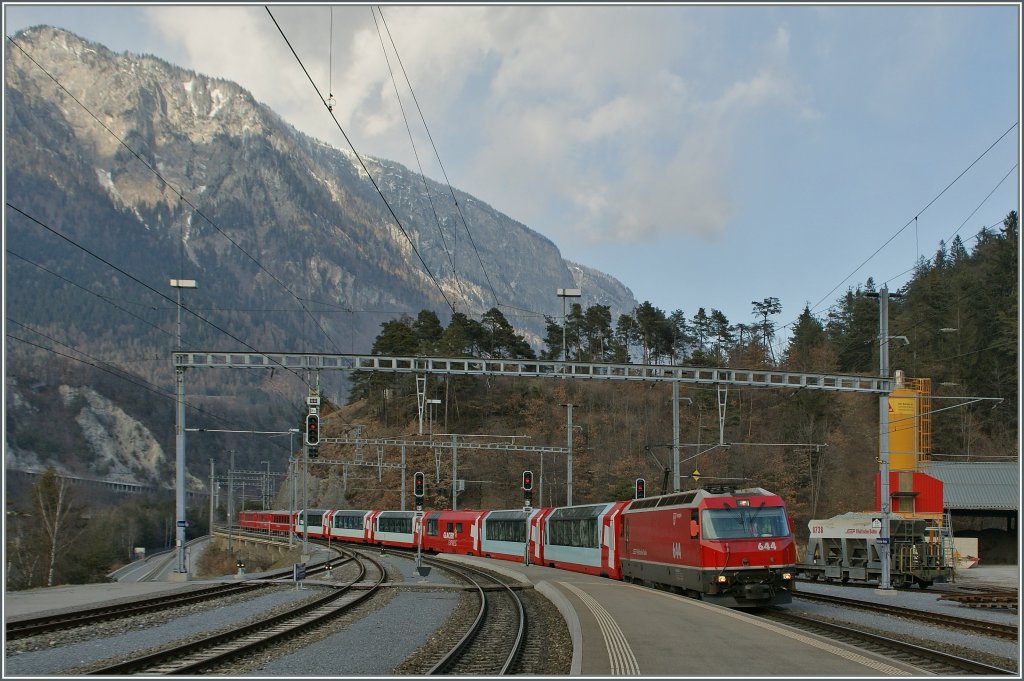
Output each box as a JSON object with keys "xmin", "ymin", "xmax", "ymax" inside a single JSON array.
[
  {"xmin": 378, "ymin": 515, "xmax": 413, "ymax": 534},
  {"xmin": 546, "ymin": 504, "xmax": 604, "ymax": 548},
  {"xmin": 427, "ymin": 519, "xmax": 439, "ymax": 536},
  {"xmin": 332, "ymin": 513, "xmax": 364, "ymax": 530},
  {"xmin": 700, "ymin": 507, "xmax": 790, "ymax": 540},
  {"xmin": 485, "ymin": 511, "xmax": 528, "ymax": 542}
]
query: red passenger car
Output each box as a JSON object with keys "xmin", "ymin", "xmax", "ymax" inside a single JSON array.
[
  {"xmin": 238, "ymin": 510, "xmax": 295, "ymax": 535},
  {"xmin": 420, "ymin": 509, "xmax": 487, "ymax": 555}
]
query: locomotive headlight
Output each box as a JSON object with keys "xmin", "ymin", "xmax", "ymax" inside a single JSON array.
[
  {"xmin": 781, "ymin": 572, "xmax": 793, "ymax": 580},
  {"xmin": 716, "ymin": 575, "xmax": 728, "ymax": 583}
]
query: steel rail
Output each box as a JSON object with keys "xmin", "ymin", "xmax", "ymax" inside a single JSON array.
[
  {"xmin": 5, "ymin": 582, "xmax": 268, "ymax": 640},
  {"xmin": 793, "ymin": 591, "xmax": 1018, "ymax": 640},
  {"xmin": 85, "ymin": 549, "xmax": 384, "ymax": 675},
  {"xmin": 424, "ymin": 557, "xmax": 526, "ymax": 675},
  {"xmin": 763, "ymin": 609, "xmax": 1015, "ymax": 675}
]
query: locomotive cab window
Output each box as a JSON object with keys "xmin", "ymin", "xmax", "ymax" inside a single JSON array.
[{"xmin": 700, "ymin": 506, "xmax": 790, "ymax": 540}]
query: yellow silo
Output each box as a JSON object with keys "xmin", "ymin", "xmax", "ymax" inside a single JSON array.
[{"xmin": 886, "ymin": 372, "xmax": 932, "ymax": 471}]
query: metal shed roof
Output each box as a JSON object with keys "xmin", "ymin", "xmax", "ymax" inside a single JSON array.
[{"xmin": 924, "ymin": 462, "xmax": 1019, "ymax": 511}]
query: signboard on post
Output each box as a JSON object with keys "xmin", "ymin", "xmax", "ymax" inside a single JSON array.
[{"xmin": 293, "ymin": 562, "xmax": 306, "ymax": 588}]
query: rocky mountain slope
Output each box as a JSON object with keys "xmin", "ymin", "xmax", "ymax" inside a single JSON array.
[{"xmin": 3, "ymin": 26, "xmax": 637, "ymax": 487}]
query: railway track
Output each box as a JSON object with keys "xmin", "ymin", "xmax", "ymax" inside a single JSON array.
[
  {"xmin": 7, "ymin": 539, "xmax": 347, "ymax": 642},
  {"xmin": 760, "ymin": 609, "xmax": 1015, "ymax": 675},
  {"xmin": 938, "ymin": 590, "xmax": 1019, "ymax": 611},
  {"xmin": 4, "ymin": 582, "xmax": 270, "ymax": 640},
  {"xmin": 792, "ymin": 591, "xmax": 1019, "ymax": 640},
  {"xmin": 415, "ymin": 557, "xmax": 527, "ymax": 675},
  {"xmin": 82, "ymin": 548, "xmax": 386, "ymax": 675}
]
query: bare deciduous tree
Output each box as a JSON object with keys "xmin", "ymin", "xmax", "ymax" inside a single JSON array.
[{"xmin": 33, "ymin": 467, "xmax": 84, "ymax": 586}]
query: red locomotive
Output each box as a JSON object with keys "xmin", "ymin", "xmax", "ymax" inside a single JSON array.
[
  {"xmin": 620, "ymin": 485, "xmax": 796, "ymax": 607},
  {"xmin": 237, "ymin": 484, "xmax": 795, "ymax": 608}
]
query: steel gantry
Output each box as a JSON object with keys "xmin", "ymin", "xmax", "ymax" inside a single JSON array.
[
  {"xmin": 173, "ymin": 351, "xmax": 891, "ymax": 515},
  {"xmin": 173, "ymin": 352, "xmax": 892, "ymax": 393}
]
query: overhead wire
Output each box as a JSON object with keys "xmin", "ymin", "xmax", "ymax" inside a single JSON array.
[
  {"xmin": 374, "ymin": 6, "xmax": 503, "ymax": 310},
  {"xmin": 6, "ymin": 203, "xmax": 309, "ymax": 384},
  {"xmin": 4, "ymin": 34, "xmax": 345, "ymax": 356},
  {"xmin": 264, "ymin": 6, "xmax": 457, "ymax": 316},
  {"xmin": 369, "ymin": 5, "xmax": 469, "ymax": 310},
  {"xmin": 778, "ymin": 216, "xmax": 1011, "ymax": 373},
  {"xmin": 7, "ymin": 249, "xmax": 178, "ymax": 343},
  {"xmin": 6, "ymin": 320, "xmax": 290, "ymax": 448},
  {"xmin": 802, "ymin": 122, "xmax": 1018, "ymax": 323}
]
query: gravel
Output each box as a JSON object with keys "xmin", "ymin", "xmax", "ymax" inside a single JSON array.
[
  {"xmin": 791, "ymin": 580, "xmax": 1019, "ymax": 672},
  {"xmin": 5, "ymin": 586, "xmax": 323, "ymax": 676},
  {"xmin": 5, "ymin": 554, "xmax": 1012, "ymax": 677}
]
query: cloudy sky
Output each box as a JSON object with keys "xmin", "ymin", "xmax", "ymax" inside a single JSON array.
[{"xmin": 4, "ymin": 3, "xmax": 1020, "ymax": 338}]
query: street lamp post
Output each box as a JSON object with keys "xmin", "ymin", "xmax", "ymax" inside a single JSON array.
[
  {"xmin": 302, "ymin": 442, "xmax": 309, "ymax": 557},
  {"xmin": 289, "ymin": 428, "xmax": 299, "ymax": 547},
  {"xmin": 170, "ymin": 278, "xmax": 196, "ymax": 582},
  {"xmin": 556, "ymin": 288, "xmax": 582, "ymax": 361}
]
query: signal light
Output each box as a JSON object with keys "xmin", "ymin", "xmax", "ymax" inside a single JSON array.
[
  {"xmin": 414, "ymin": 471, "xmax": 425, "ymax": 498},
  {"xmin": 635, "ymin": 478, "xmax": 646, "ymax": 499},
  {"xmin": 522, "ymin": 470, "xmax": 533, "ymax": 492},
  {"xmin": 305, "ymin": 413, "xmax": 320, "ymax": 446}
]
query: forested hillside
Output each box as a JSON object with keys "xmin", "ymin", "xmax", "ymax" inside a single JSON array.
[
  {"xmin": 6, "ymin": 212, "xmax": 1015, "ymax": 590},
  {"xmin": 324, "ymin": 211, "xmax": 1017, "ymax": 526}
]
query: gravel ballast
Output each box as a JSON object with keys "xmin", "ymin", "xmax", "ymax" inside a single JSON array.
[
  {"xmin": 792, "ymin": 580, "xmax": 1019, "ymax": 672},
  {"xmin": 5, "ymin": 586, "xmax": 322, "ymax": 676}
]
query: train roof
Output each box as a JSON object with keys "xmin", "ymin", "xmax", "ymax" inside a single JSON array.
[{"xmin": 627, "ymin": 486, "xmax": 780, "ymax": 510}]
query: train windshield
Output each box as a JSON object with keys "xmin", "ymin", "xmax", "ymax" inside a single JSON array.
[{"xmin": 700, "ymin": 507, "xmax": 790, "ymax": 540}]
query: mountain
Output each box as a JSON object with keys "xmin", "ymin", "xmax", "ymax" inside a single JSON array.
[{"xmin": 3, "ymin": 26, "xmax": 637, "ymax": 487}]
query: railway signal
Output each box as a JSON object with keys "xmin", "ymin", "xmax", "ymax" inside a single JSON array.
[
  {"xmin": 305, "ymin": 413, "xmax": 320, "ymax": 447},
  {"xmin": 414, "ymin": 471, "xmax": 425, "ymax": 511},
  {"xmin": 522, "ymin": 470, "xmax": 533, "ymax": 508},
  {"xmin": 635, "ymin": 478, "xmax": 646, "ymax": 499}
]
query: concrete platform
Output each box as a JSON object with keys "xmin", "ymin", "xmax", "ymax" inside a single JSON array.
[{"xmin": 434, "ymin": 554, "xmax": 927, "ymax": 676}]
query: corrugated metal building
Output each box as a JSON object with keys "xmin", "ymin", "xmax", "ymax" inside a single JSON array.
[{"xmin": 925, "ymin": 461, "xmax": 1019, "ymax": 564}]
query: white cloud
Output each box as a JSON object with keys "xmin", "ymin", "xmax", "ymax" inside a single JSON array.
[{"xmin": 143, "ymin": 5, "xmax": 816, "ymax": 247}]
